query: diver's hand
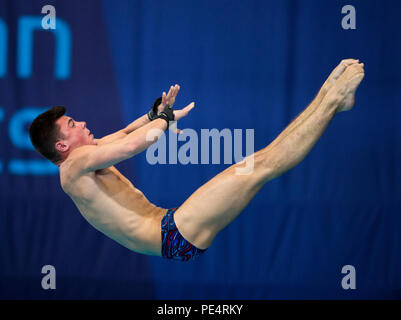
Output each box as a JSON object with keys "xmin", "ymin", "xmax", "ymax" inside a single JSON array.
[{"xmin": 158, "ymin": 84, "xmax": 180, "ymax": 113}]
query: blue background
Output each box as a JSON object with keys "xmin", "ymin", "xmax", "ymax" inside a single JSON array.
[{"xmin": 0, "ymin": 0, "xmax": 400, "ymax": 299}]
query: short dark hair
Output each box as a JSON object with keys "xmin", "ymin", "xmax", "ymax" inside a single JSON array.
[{"xmin": 29, "ymin": 106, "xmax": 66, "ymax": 164}]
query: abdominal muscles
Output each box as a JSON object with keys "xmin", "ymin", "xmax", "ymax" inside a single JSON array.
[{"xmin": 66, "ymin": 166, "xmax": 164, "ymax": 255}]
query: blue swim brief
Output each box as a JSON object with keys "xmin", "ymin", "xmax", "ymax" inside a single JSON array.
[{"xmin": 161, "ymin": 208, "xmax": 207, "ymax": 262}]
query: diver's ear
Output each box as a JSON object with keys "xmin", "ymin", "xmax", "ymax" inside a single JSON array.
[{"xmin": 55, "ymin": 140, "xmax": 69, "ymax": 153}]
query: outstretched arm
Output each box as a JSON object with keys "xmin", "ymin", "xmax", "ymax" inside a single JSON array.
[
  {"xmin": 74, "ymin": 100, "xmax": 194, "ymax": 173},
  {"xmin": 94, "ymin": 114, "xmax": 151, "ymax": 145}
]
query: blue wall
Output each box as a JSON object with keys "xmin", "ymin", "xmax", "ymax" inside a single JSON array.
[{"xmin": 0, "ymin": 0, "xmax": 400, "ymax": 299}]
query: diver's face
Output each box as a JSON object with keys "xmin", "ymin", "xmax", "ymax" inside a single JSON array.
[{"xmin": 55, "ymin": 115, "xmax": 95, "ymax": 152}]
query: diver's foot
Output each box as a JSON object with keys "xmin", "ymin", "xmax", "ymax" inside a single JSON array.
[
  {"xmin": 323, "ymin": 59, "xmax": 360, "ymax": 92},
  {"xmin": 335, "ymin": 62, "xmax": 365, "ymax": 113}
]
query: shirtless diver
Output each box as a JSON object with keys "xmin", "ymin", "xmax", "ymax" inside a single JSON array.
[{"xmin": 29, "ymin": 59, "xmax": 364, "ymax": 262}]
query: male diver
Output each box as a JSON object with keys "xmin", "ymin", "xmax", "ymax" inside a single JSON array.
[{"xmin": 29, "ymin": 59, "xmax": 364, "ymax": 261}]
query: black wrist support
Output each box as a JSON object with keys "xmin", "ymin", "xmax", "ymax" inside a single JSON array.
[
  {"xmin": 157, "ymin": 104, "xmax": 175, "ymax": 129},
  {"xmin": 147, "ymin": 96, "xmax": 162, "ymax": 121}
]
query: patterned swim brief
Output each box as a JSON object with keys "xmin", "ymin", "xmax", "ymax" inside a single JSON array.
[{"xmin": 161, "ymin": 208, "xmax": 207, "ymax": 262}]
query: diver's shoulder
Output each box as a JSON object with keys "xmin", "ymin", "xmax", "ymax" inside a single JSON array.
[
  {"xmin": 59, "ymin": 145, "xmax": 96, "ymax": 173},
  {"xmin": 59, "ymin": 156, "xmax": 92, "ymax": 191}
]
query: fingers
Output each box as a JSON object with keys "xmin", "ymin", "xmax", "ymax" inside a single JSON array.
[
  {"xmin": 167, "ymin": 86, "xmax": 174, "ymax": 100},
  {"xmin": 160, "ymin": 84, "xmax": 182, "ymax": 116},
  {"xmin": 162, "ymin": 84, "xmax": 180, "ymax": 107},
  {"xmin": 166, "ymin": 84, "xmax": 180, "ymax": 100},
  {"xmin": 174, "ymin": 84, "xmax": 180, "ymax": 97},
  {"xmin": 172, "ymin": 84, "xmax": 180, "ymax": 100}
]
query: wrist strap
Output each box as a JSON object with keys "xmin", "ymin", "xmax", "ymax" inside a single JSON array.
[
  {"xmin": 148, "ymin": 96, "xmax": 162, "ymax": 121},
  {"xmin": 157, "ymin": 104, "xmax": 175, "ymax": 129}
]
